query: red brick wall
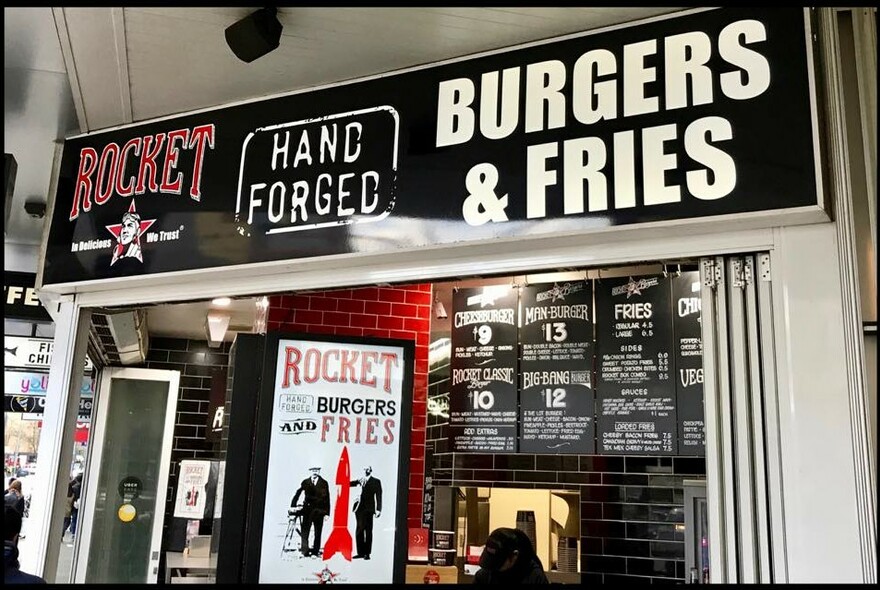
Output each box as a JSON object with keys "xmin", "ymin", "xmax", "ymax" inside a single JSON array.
[{"xmin": 267, "ymin": 284, "xmax": 431, "ymax": 534}]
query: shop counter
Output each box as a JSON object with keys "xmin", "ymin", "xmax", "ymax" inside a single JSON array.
[
  {"xmin": 164, "ymin": 551, "xmax": 217, "ymax": 584},
  {"xmin": 405, "ymin": 564, "xmax": 460, "ymax": 584}
]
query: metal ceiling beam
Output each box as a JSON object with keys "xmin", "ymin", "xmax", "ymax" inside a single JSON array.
[
  {"xmin": 110, "ymin": 7, "xmax": 133, "ymax": 124},
  {"xmin": 51, "ymin": 7, "xmax": 89, "ymax": 133}
]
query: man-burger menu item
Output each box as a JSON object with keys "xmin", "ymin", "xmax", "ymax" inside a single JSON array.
[{"xmin": 518, "ymin": 281, "xmax": 595, "ymax": 454}]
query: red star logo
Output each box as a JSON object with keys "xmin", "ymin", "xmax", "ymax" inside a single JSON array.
[
  {"xmin": 106, "ymin": 201, "xmax": 156, "ymax": 266},
  {"xmin": 314, "ymin": 566, "xmax": 340, "ymax": 584}
]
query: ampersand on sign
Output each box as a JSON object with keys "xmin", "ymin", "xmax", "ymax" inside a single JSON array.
[{"xmin": 462, "ymin": 163, "xmax": 509, "ymax": 226}]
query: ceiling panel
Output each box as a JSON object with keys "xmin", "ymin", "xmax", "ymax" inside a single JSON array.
[
  {"xmin": 3, "ymin": 7, "xmax": 67, "ymax": 74},
  {"xmin": 120, "ymin": 7, "xmax": 686, "ymax": 123}
]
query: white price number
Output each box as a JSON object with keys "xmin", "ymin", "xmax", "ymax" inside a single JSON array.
[
  {"xmin": 472, "ymin": 390, "xmax": 495, "ymax": 410},
  {"xmin": 543, "ymin": 387, "xmax": 567, "ymax": 408},
  {"xmin": 658, "ymin": 352, "xmax": 669, "ymax": 380},
  {"xmin": 543, "ymin": 322, "xmax": 568, "ymax": 343},
  {"xmin": 473, "ymin": 325, "xmax": 493, "ymax": 345}
]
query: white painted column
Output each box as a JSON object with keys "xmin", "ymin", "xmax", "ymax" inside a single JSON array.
[
  {"xmin": 18, "ymin": 300, "xmax": 90, "ymax": 581},
  {"xmin": 770, "ymin": 223, "xmax": 868, "ymax": 582}
]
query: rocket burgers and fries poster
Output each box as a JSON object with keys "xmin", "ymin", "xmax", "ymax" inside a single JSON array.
[{"xmin": 258, "ymin": 335, "xmax": 412, "ymax": 584}]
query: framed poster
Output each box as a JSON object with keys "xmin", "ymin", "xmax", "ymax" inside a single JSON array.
[
  {"xmin": 173, "ymin": 460, "xmax": 211, "ymax": 519},
  {"xmin": 245, "ymin": 333, "xmax": 413, "ymax": 584}
]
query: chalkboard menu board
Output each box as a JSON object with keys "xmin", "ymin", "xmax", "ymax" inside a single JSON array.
[
  {"xmin": 596, "ymin": 275, "xmax": 677, "ymax": 454},
  {"xmin": 672, "ymin": 272, "xmax": 706, "ymax": 455},
  {"xmin": 449, "ymin": 286, "xmax": 519, "ymax": 452},
  {"xmin": 518, "ymin": 281, "xmax": 595, "ymax": 453}
]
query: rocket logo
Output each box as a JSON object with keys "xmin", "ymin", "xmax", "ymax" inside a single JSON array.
[
  {"xmin": 105, "ymin": 200, "xmax": 155, "ymax": 266},
  {"xmin": 322, "ymin": 446, "xmax": 353, "ymax": 561}
]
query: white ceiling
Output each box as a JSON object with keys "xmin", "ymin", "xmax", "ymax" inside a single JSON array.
[
  {"xmin": 4, "ymin": 7, "xmax": 79, "ymax": 245},
  {"xmin": 5, "ymin": 6, "xmax": 688, "ymax": 339},
  {"xmin": 145, "ymin": 297, "xmax": 257, "ymax": 341}
]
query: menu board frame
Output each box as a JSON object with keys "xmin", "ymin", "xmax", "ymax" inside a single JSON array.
[
  {"xmin": 449, "ymin": 286, "xmax": 519, "ymax": 453},
  {"xmin": 672, "ymin": 271, "xmax": 706, "ymax": 455},
  {"xmin": 595, "ymin": 275, "xmax": 678, "ymax": 455},
  {"xmin": 518, "ymin": 280, "xmax": 595, "ymax": 454}
]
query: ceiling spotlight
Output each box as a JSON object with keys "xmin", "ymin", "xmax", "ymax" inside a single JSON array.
[
  {"xmin": 212, "ymin": 297, "xmax": 232, "ymax": 307},
  {"xmin": 225, "ymin": 7, "xmax": 283, "ymax": 63}
]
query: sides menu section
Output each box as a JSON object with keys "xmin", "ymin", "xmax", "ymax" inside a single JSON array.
[
  {"xmin": 672, "ymin": 272, "xmax": 706, "ymax": 455},
  {"xmin": 518, "ymin": 281, "xmax": 595, "ymax": 454},
  {"xmin": 596, "ymin": 275, "xmax": 677, "ymax": 455},
  {"xmin": 449, "ymin": 286, "xmax": 519, "ymax": 452}
]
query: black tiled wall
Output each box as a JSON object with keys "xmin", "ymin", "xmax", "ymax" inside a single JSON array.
[
  {"xmin": 142, "ymin": 337, "xmax": 230, "ymax": 580},
  {"xmin": 427, "ymin": 358, "xmax": 706, "ymax": 584}
]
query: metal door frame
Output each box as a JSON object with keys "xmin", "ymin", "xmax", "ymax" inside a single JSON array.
[{"xmin": 73, "ymin": 367, "xmax": 180, "ymax": 583}]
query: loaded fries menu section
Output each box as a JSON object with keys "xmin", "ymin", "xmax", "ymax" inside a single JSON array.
[
  {"xmin": 518, "ymin": 281, "xmax": 595, "ymax": 453},
  {"xmin": 596, "ymin": 275, "xmax": 677, "ymax": 455},
  {"xmin": 449, "ymin": 286, "xmax": 519, "ymax": 452},
  {"xmin": 672, "ymin": 272, "xmax": 706, "ymax": 455}
]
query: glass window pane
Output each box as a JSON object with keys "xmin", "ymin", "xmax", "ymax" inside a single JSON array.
[{"xmin": 85, "ymin": 378, "xmax": 168, "ymax": 583}]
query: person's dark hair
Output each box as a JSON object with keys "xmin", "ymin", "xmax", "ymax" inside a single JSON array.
[
  {"xmin": 479, "ymin": 527, "xmax": 534, "ymax": 571},
  {"xmin": 5, "ymin": 505, "xmax": 23, "ymax": 541}
]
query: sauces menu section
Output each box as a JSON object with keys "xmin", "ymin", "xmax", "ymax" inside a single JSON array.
[
  {"xmin": 672, "ymin": 272, "xmax": 706, "ymax": 455},
  {"xmin": 518, "ymin": 281, "xmax": 595, "ymax": 454},
  {"xmin": 449, "ymin": 286, "xmax": 519, "ymax": 452},
  {"xmin": 596, "ymin": 276, "xmax": 677, "ymax": 455}
]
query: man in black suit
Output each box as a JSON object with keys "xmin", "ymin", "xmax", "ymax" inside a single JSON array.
[
  {"xmin": 290, "ymin": 466, "xmax": 330, "ymax": 557},
  {"xmin": 350, "ymin": 465, "xmax": 382, "ymax": 560}
]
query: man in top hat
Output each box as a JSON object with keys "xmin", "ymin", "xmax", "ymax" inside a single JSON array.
[
  {"xmin": 290, "ymin": 466, "xmax": 330, "ymax": 557},
  {"xmin": 350, "ymin": 465, "xmax": 382, "ymax": 560}
]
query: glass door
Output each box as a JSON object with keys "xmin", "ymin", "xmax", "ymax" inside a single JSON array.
[{"xmin": 73, "ymin": 367, "xmax": 180, "ymax": 583}]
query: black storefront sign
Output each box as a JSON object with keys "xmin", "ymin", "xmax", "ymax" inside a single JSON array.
[
  {"xmin": 5, "ymin": 272, "xmax": 51, "ymax": 321},
  {"xmin": 596, "ymin": 275, "xmax": 677, "ymax": 454},
  {"xmin": 41, "ymin": 8, "xmax": 823, "ymax": 287},
  {"xmin": 4, "ymin": 394, "xmax": 92, "ymax": 419},
  {"xmin": 518, "ymin": 281, "xmax": 595, "ymax": 453},
  {"xmin": 672, "ymin": 272, "xmax": 706, "ymax": 455},
  {"xmin": 449, "ymin": 286, "xmax": 519, "ymax": 452},
  {"xmin": 205, "ymin": 366, "xmax": 228, "ymax": 443}
]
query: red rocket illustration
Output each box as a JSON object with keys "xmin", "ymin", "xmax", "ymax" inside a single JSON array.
[{"xmin": 322, "ymin": 446, "xmax": 353, "ymax": 561}]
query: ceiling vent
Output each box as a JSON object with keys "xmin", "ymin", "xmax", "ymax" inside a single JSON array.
[{"xmin": 105, "ymin": 309, "xmax": 149, "ymax": 365}]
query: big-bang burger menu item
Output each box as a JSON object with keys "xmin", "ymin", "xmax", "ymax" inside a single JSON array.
[
  {"xmin": 596, "ymin": 275, "xmax": 678, "ymax": 455},
  {"xmin": 449, "ymin": 286, "xmax": 519, "ymax": 452},
  {"xmin": 518, "ymin": 281, "xmax": 595, "ymax": 453}
]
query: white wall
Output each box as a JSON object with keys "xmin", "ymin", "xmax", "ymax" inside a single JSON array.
[
  {"xmin": 772, "ymin": 223, "xmax": 869, "ymax": 582},
  {"xmin": 4, "ymin": 241, "xmax": 40, "ymax": 272}
]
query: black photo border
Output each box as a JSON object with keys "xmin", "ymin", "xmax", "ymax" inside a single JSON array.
[{"xmin": 241, "ymin": 331, "xmax": 415, "ymax": 584}]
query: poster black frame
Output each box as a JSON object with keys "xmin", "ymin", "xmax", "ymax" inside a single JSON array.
[{"xmin": 240, "ymin": 331, "xmax": 414, "ymax": 585}]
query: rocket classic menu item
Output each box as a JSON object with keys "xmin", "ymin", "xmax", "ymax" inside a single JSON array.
[
  {"xmin": 596, "ymin": 275, "xmax": 677, "ymax": 455},
  {"xmin": 449, "ymin": 286, "xmax": 519, "ymax": 452},
  {"xmin": 518, "ymin": 281, "xmax": 595, "ymax": 453},
  {"xmin": 672, "ymin": 272, "xmax": 706, "ymax": 455},
  {"xmin": 259, "ymin": 339, "xmax": 407, "ymax": 584}
]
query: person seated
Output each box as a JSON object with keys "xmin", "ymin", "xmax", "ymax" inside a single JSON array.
[
  {"xmin": 4, "ymin": 506, "xmax": 46, "ymax": 584},
  {"xmin": 474, "ymin": 527, "xmax": 549, "ymax": 584}
]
